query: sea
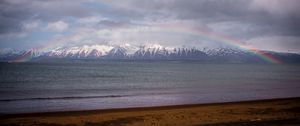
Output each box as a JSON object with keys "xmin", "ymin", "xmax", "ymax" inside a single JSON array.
[{"xmin": 0, "ymin": 60, "xmax": 300, "ymax": 114}]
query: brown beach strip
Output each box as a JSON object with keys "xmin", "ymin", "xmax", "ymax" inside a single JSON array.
[{"xmin": 1, "ymin": 97, "xmax": 300, "ymax": 126}]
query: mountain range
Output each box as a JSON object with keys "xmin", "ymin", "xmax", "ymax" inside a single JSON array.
[{"xmin": 1, "ymin": 44, "xmax": 300, "ymax": 63}]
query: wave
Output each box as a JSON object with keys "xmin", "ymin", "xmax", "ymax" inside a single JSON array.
[
  {"xmin": 0, "ymin": 95, "xmax": 129, "ymax": 102},
  {"xmin": 0, "ymin": 90, "xmax": 192, "ymax": 102}
]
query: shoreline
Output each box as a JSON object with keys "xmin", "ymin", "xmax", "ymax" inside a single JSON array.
[
  {"xmin": 1, "ymin": 97, "xmax": 300, "ymax": 116},
  {"xmin": 1, "ymin": 97, "xmax": 300, "ymax": 126}
]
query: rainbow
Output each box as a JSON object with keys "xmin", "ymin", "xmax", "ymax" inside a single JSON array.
[
  {"xmin": 9, "ymin": 51, "xmax": 34, "ymax": 63},
  {"xmin": 10, "ymin": 34, "xmax": 75, "ymax": 63},
  {"xmin": 157, "ymin": 23, "xmax": 282, "ymax": 64},
  {"xmin": 10, "ymin": 23, "xmax": 282, "ymax": 63}
]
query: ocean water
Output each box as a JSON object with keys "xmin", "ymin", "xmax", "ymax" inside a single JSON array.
[{"xmin": 0, "ymin": 61, "xmax": 300, "ymax": 114}]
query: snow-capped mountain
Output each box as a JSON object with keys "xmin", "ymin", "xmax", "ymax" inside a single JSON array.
[{"xmin": 1, "ymin": 44, "xmax": 300, "ymax": 63}]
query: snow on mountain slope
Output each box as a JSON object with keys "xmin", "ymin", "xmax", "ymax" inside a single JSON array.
[
  {"xmin": 134, "ymin": 44, "xmax": 173, "ymax": 58},
  {"xmin": 46, "ymin": 45, "xmax": 114, "ymax": 58}
]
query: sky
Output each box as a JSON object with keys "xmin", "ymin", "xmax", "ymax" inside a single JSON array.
[{"xmin": 0, "ymin": 0, "xmax": 299, "ymax": 53}]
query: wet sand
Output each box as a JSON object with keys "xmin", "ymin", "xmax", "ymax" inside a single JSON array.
[{"xmin": 1, "ymin": 97, "xmax": 300, "ymax": 126}]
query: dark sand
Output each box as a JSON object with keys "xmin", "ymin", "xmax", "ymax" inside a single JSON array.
[{"xmin": 1, "ymin": 97, "xmax": 300, "ymax": 126}]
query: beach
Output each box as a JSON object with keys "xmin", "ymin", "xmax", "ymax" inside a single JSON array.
[{"xmin": 1, "ymin": 97, "xmax": 299, "ymax": 126}]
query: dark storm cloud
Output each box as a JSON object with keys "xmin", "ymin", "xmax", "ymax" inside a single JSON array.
[
  {"xmin": 128, "ymin": 0, "xmax": 253, "ymax": 20},
  {"xmin": 1, "ymin": 0, "xmax": 300, "ymax": 35},
  {"xmin": 0, "ymin": 0, "xmax": 94, "ymax": 35},
  {"xmin": 0, "ymin": 0, "xmax": 145, "ymax": 35},
  {"xmin": 0, "ymin": 0, "xmax": 32, "ymax": 34},
  {"xmin": 122, "ymin": 0, "xmax": 300, "ymax": 37}
]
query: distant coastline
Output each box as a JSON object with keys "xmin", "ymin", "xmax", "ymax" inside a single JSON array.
[{"xmin": 1, "ymin": 45, "xmax": 300, "ymax": 63}]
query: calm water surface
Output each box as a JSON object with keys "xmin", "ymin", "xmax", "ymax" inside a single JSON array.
[{"xmin": 0, "ymin": 61, "xmax": 300, "ymax": 114}]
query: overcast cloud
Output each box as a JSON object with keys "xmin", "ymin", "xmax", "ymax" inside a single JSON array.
[{"xmin": 0, "ymin": 0, "xmax": 299, "ymax": 53}]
